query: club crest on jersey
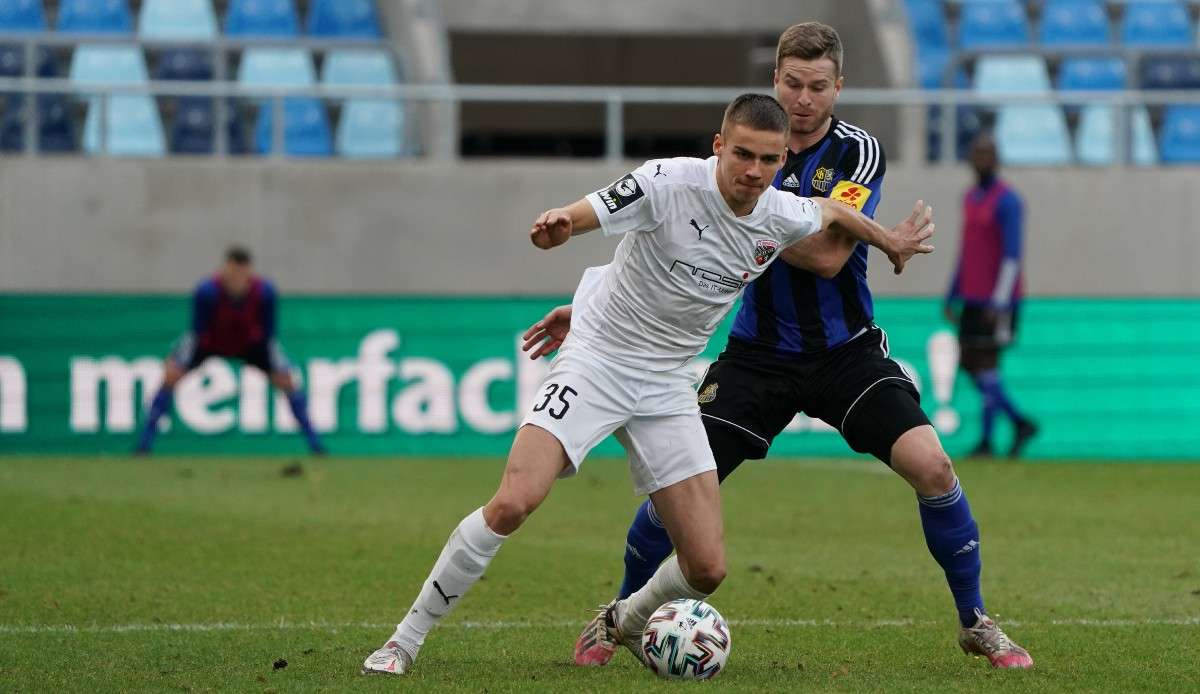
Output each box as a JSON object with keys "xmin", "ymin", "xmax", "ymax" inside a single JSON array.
[
  {"xmin": 698, "ymin": 383, "xmax": 718, "ymax": 404},
  {"xmin": 596, "ymin": 174, "xmax": 645, "ymax": 213},
  {"xmin": 812, "ymin": 167, "xmax": 835, "ymax": 193},
  {"xmin": 753, "ymin": 239, "xmax": 780, "ymax": 266}
]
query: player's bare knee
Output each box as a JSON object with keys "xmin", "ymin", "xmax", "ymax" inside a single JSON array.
[
  {"xmin": 916, "ymin": 450, "xmax": 956, "ymax": 495},
  {"xmin": 483, "ymin": 493, "xmax": 539, "ymax": 535}
]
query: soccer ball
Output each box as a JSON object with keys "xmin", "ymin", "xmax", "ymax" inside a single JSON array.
[{"xmin": 640, "ymin": 598, "xmax": 731, "ymax": 680}]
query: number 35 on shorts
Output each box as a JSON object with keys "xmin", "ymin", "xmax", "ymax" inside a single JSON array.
[{"xmin": 531, "ymin": 382, "xmax": 578, "ymax": 420}]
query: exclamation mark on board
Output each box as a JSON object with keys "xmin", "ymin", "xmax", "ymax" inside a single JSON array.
[{"xmin": 927, "ymin": 330, "xmax": 961, "ymax": 434}]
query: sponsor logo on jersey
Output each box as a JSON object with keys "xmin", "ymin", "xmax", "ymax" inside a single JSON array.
[
  {"xmin": 782, "ymin": 173, "xmax": 801, "ymax": 189},
  {"xmin": 753, "ymin": 239, "xmax": 780, "ymax": 266},
  {"xmin": 811, "ymin": 167, "xmax": 835, "ymax": 193},
  {"xmin": 597, "ymin": 174, "xmax": 645, "ymax": 213},
  {"xmin": 831, "ymin": 180, "xmax": 872, "ymax": 211},
  {"xmin": 698, "ymin": 382, "xmax": 718, "ymax": 404},
  {"xmin": 668, "ymin": 259, "xmax": 745, "ymax": 294}
]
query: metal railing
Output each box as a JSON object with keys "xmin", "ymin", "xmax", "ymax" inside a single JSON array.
[{"xmin": 3, "ymin": 76, "xmax": 1199, "ymax": 163}]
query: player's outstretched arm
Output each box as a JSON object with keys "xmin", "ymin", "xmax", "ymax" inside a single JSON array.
[
  {"xmin": 520, "ymin": 305, "xmax": 573, "ymax": 359},
  {"xmin": 529, "ymin": 198, "xmax": 601, "ymax": 250},
  {"xmin": 779, "ymin": 229, "xmax": 859, "ymax": 279},
  {"xmin": 807, "ymin": 197, "xmax": 935, "ymax": 275}
]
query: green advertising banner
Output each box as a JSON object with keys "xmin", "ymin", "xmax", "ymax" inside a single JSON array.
[{"xmin": 1, "ymin": 295, "xmax": 1198, "ymax": 460}]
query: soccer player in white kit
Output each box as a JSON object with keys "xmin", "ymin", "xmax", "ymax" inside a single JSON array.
[{"xmin": 362, "ymin": 94, "xmax": 935, "ymax": 675}]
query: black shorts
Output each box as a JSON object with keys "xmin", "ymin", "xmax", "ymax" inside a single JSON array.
[
  {"xmin": 169, "ymin": 334, "xmax": 291, "ymax": 374},
  {"xmin": 958, "ymin": 304, "xmax": 1018, "ymax": 349},
  {"xmin": 697, "ymin": 327, "xmax": 929, "ymax": 465}
]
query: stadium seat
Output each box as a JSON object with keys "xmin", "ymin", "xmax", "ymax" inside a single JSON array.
[
  {"xmin": 1039, "ymin": 0, "xmax": 1111, "ymax": 47},
  {"xmin": 0, "ymin": 94, "xmax": 77, "ymax": 152},
  {"xmin": 0, "ymin": 0, "xmax": 46, "ymax": 31},
  {"xmin": 70, "ymin": 45, "xmax": 165, "ymax": 156},
  {"xmin": 958, "ymin": 0, "xmax": 1031, "ymax": 50},
  {"xmin": 1140, "ymin": 55, "xmax": 1200, "ymax": 90},
  {"xmin": 238, "ymin": 47, "xmax": 329, "ymax": 156},
  {"xmin": 1058, "ymin": 57, "xmax": 1127, "ymax": 91},
  {"xmin": 139, "ymin": 0, "xmax": 218, "ymax": 40},
  {"xmin": 324, "ymin": 50, "xmax": 402, "ymax": 158},
  {"xmin": 1120, "ymin": 0, "xmax": 1192, "ymax": 47},
  {"xmin": 916, "ymin": 45, "xmax": 951, "ymax": 88},
  {"xmin": 154, "ymin": 48, "xmax": 214, "ymax": 82},
  {"xmin": 994, "ymin": 105, "xmax": 1073, "ymax": 164},
  {"xmin": 1159, "ymin": 105, "xmax": 1200, "ymax": 163},
  {"xmin": 253, "ymin": 99, "xmax": 332, "ymax": 156},
  {"xmin": 307, "ymin": 0, "xmax": 381, "ymax": 39},
  {"xmin": 904, "ymin": 0, "xmax": 950, "ymax": 49},
  {"xmin": 169, "ymin": 96, "xmax": 247, "ymax": 154},
  {"xmin": 224, "ymin": 0, "xmax": 299, "ymax": 38},
  {"xmin": 238, "ymin": 47, "xmax": 315, "ymax": 87},
  {"xmin": 974, "ymin": 55, "xmax": 1053, "ymax": 93},
  {"xmin": 0, "ymin": 43, "xmax": 59, "ymax": 78},
  {"xmin": 1076, "ymin": 106, "xmax": 1158, "ymax": 165},
  {"xmin": 56, "ymin": 0, "xmax": 133, "ymax": 34}
]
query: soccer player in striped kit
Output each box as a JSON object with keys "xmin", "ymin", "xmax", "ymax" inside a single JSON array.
[
  {"xmin": 944, "ymin": 133, "xmax": 1038, "ymax": 458},
  {"xmin": 525, "ymin": 23, "xmax": 1033, "ymax": 669}
]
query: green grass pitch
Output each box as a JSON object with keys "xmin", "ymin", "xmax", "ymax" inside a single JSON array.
[{"xmin": 1, "ymin": 455, "xmax": 1197, "ymax": 692}]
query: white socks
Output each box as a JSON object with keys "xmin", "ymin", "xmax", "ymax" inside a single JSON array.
[
  {"xmin": 390, "ymin": 508, "xmax": 507, "ymax": 655},
  {"xmin": 618, "ymin": 555, "xmax": 710, "ymax": 637}
]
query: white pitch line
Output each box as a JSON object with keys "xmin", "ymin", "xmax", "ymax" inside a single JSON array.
[{"xmin": 0, "ymin": 617, "xmax": 1196, "ymax": 635}]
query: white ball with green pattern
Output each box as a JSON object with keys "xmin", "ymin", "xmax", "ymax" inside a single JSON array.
[{"xmin": 640, "ymin": 598, "xmax": 731, "ymax": 680}]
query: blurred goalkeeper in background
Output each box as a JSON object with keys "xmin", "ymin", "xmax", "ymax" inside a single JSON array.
[
  {"xmin": 134, "ymin": 246, "xmax": 325, "ymax": 455},
  {"xmin": 944, "ymin": 133, "xmax": 1037, "ymax": 459}
]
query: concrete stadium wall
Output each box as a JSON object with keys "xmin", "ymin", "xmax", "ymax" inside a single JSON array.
[{"xmin": 0, "ymin": 158, "xmax": 1191, "ymax": 296}]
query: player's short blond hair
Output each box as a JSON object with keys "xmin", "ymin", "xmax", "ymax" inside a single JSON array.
[{"xmin": 776, "ymin": 22, "xmax": 843, "ymax": 77}]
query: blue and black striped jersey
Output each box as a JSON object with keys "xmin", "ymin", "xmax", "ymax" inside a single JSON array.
[{"xmin": 729, "ymin": 117, "xmax": 886, "ymax": 353}]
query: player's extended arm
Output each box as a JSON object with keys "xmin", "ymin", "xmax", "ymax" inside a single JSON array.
[
  {"xmin": 529, "ymin": 198, "xmax": 601, "ymax": 250},
  {"xmin": 777, "ymin": 229, "xmax": 860, "ymax": 279},
  {"xmin": 520, "ymin": 304, "xmax": 573, "ymax": 359},
  {"xmin": 786, "ymin": 198, "xmax": 935, "ymax": 275}
]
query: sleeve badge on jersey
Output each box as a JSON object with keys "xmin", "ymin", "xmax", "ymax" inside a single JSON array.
[
  {"xmin": 698, "ymin": 382, "xmax": 718, "ymax": 404},
  {"xmin": 753, "ymin": 239, "xmax": 780, "ymax": 266},
  {"xmin": 811, "ymin": 167, "xmax": 835, "ymax": 193},
  {"xmin": 596, "ymin": 173, "xmax": 645, "ymax": 213},
  {"xmin": 830, "ymin": 180, "xmax": 872, "ymax": 211}
]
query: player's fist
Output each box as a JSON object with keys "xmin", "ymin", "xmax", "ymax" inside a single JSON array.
[{"xmin": 530, "ymin": 208, "xmax": 573, "ymax": 249}]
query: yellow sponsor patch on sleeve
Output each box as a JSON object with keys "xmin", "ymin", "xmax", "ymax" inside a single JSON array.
[{"xmin": 830, "ymin": 180, "xmax": 872, "ymax": 211}]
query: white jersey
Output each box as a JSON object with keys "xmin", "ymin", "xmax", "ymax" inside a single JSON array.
[{"xmin": 572, "ymin": 156, "xmax": 822, "ymax": 371}]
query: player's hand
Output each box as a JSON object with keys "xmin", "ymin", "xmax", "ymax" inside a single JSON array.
[
  {"xmin": 521, "ymin": 304, "xmax": 573, "ymax": 359},
  {"xmin": 530, "ymin": 208, "xmax": 573, "ymax": 249},
  {"xmin": 887, "ymin": 200, "xmax": 936, "ymax": 275}
]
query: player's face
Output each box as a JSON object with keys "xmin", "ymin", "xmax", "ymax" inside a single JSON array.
[
  {"xmin": 713, "ymin": 124, "xmax": 788, "ymax": 209},
  {"xmin": 773, "ymin": 57, "xmax": 842, "ymax": 139},
  {"xmin": 970, "ymin": 139, "xmax": 998, "ymax": 178},
  {"xmin": 221, "ymin": 261, "xmax": 253, "ymax": 297}
]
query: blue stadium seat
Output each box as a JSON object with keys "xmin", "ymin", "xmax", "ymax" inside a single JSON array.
[
  {"xmin": 1140, "ymin": 55, "xmax": 1200, "ymax": 90},
  {"xmin": 1120, "ymin": 0, "xmax": 1192, "ymax": 47},
  {"xmin": 1039, "ymin": 0, "xmax": 1111, "ymax": 47},
  {"xmin": 225, "ymin": 0, "xmax": 299, "ymax": 38},
  {"xmin": 0, "ymin": 0, "xmax": 46, "ymax": 31},
  {"xmin": 0, "ymin": 93, "xmax": 77, "ymax": 152},
  {"xmin": 916, "ymin": 45, "xmax": 951, "ymax": 88},
  {"xmin": 57, "ymin": 0, "xmax": 133, "ymax": 34},
  {"xmin": 1058, "ymin": 57, "xmax": 1126, "ymax": 91},
  {"xmin": 974, "ymin": 55, "xmax": 1052, "ymax": 93},
  {"xmin": 1160, "ymin": 105, "xmax": 1200, "ymax": 163},
  {"xmin": 238, "ymin": 46, "xmax": 315, "ymax": 87},
  {"xmin": 154, "ymin": 48, "xmax": 213, "ymax": 82},
  {"xmin": 324, "ymin": 50, "xmax": 402, "ymax": 157},
  {"xmin": 1076, "ymin": 106, "xmax": 1157, "ymax": 165},
  {"xmin": 307, "ymin": 0, "xmax": 381, "ymax": 39},
  {"xmin": 254, "ymin": 99, "xmax": 332, "ymax": 156},
  {"xmin": 958, "ymin": 0, "xmax": 1031, "ymax": 50},
  {"xmin": 70, "ymin": 45, "xmax": 165, "ymax": 156},
  {"xmin": 139, "ymin": 0, "xmax": 218, "ymax": 40},
  {"xmin": 905, "ymin": 0, "xmax": 950, "ymax": 49},
  {"xmin": 0, "ymin": 43, "xmax": 59, "ymax": 78},
  {"xmin": 170, "ymin": 96, "xmax": 247, "ymax": 154},
  {"xmin": 994, "ymin": 106, "xmax": 1073, "ymax": 164},
  {"xmin": 238, "ymin": 47, "xmax": 329, "ymax": 156}
]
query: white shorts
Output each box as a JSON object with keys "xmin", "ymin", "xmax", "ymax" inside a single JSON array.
[{"xmin": 520, "ymin": 344, "xmax": 716, "ymax": 496}]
